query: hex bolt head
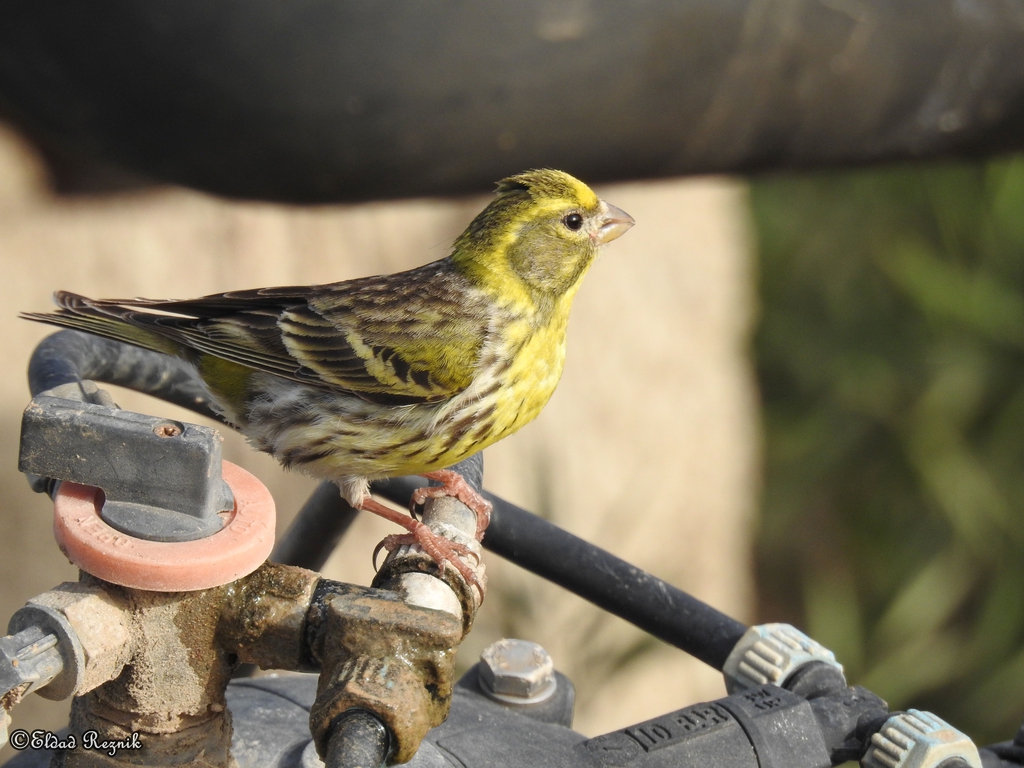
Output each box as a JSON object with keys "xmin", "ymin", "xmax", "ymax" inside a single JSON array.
[{"xmin": 478, "ymin": 638, "xmax": 556, "ymax": 704}]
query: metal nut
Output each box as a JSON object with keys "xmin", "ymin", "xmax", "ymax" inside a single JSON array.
[
  {"xmin": 10, "ymin": 581, "xmax": 130, "ymax": 699},
  {"xmin": 478, "ymin": 639, "xmax": 556, "ymax": 704}
]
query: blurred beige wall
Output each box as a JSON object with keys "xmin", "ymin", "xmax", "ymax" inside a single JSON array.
[{"xmin": 0, "ymin": 121, "xmax": 757, "ymax": 759}]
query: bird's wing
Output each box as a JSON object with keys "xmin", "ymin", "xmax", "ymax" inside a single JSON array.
[{"xmin": 86, "ymin": 262, "xmax": 493, "ymax": 405}]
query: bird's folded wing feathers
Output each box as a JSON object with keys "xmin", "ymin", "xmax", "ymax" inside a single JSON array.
[{"xmin": 36, "ymin": 266, "xmax": 491, "ymax": 405}]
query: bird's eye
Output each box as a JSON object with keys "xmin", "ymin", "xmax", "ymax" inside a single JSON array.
[{"xmin": 563, "ymin": 213, "xmax": 584, "ymax": 231}]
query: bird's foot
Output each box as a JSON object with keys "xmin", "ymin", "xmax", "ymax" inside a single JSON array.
[
  {"xmin": 412, "ymin": 469, "xmax": 492, "ymax": 541},
  {"xmin": 362, "ymin": 496, "xmax": 481, "ymax": 589},
  {"xmin": 372, "ymin": 529, "xmax": 478, "ymax": 586}
]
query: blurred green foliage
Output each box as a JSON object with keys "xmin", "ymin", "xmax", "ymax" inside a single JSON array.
[{"xmin": 751, "ymin": 155, "xmax": 1024, "ymax": 745}]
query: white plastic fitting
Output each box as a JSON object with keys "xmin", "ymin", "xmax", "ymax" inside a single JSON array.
[
  {"xmin": 861, "ymin": 709, "xmax": 982, "ymax": 768},
  {"xmin": 722, "ymin": 623, "xmax": 843, "ymax": 694}
]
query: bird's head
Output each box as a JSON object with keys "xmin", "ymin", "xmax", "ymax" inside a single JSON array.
[{"xmin": 452, "ymin": 169, "xmax": 634, "ymax": 304}]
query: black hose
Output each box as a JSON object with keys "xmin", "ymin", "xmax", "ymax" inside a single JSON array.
[
  {"xmin": 270, "ymin": 482, "xmax": 359, "ymax": 571},
  {"xmin": 324, "ymin": 710, "xmax": 389, "ymax": 768},
  {"xmin": 371, "ymin": 475, "xmax": 749, "ymax": 671},
  {"xmin": 28, "ymin": 330, "xmax": 222, "ymax": 420},
  {"xmin": 2, "ymin": 0, "xmax": 1024, "ymax": 201}
]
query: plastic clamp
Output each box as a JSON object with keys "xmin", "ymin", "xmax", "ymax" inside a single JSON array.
[
  {"xmin": 862, "ymin": 710, "xmax": 982, "ymax": 768},
  {"xmin": 723, "ymin": 623, "xmax": 843, "ymax": 694}
]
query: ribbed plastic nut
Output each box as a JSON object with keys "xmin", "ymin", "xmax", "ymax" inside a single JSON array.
[
  {"xmin": 862, "ymin": 710, "xmax": 981, "ymax": 768},
  {"xmin": 722, "ymin": 623, "xmax": 843, "ymax": 693}
]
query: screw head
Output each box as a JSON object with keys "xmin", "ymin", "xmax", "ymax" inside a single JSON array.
[
  {"xmin": 153, "ymin": 421, "xmax": 183, "ymax": 438},
  {"xmin": 478, "ymin": 638, "xmax": 556, "ymax": 704}
]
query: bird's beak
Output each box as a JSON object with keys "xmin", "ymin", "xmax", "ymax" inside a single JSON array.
[{"xmin": 595, "ymin": 201, "xmax": 635, "ymax": 244}]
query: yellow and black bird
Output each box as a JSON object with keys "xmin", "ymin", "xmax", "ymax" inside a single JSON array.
[{"xmin": 23, "ymin": 169, "xmax": 634, "ymax": 584}]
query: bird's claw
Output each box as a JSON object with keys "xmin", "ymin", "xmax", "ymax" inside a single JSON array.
[
  {"xmin": 372, "ymin": 522, "xmax": 481, "ymax": 591},
  {"xmin": 413, "ymin": 469, "xmax": 493, "ymax": 541},
  {"xmin": 359, "ymin": 495, "xmax": 481, "ymax": 590}
]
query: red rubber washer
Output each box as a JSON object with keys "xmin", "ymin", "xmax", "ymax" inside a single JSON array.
[{"xmin": 53, "ymin": 461, "xmax": 276, "ymax": 591}]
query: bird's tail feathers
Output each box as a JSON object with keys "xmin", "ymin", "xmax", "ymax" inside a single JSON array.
[{"xmin": 21, "ymin": 291, "xmax": 188, "ymax": 359}]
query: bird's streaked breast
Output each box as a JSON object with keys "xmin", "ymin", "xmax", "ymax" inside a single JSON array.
[{"xmin": 241, "ymin": 308, "xmax": 569, "ymax": 482}]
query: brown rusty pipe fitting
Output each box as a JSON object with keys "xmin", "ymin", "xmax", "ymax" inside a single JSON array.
[
  {"xmin": 306, "ymin": 582, "xmax": 463, "ymax": 765},
  {"xmin": 3, "ymin": 563, "xmax": 321, "ymax": 768},
  {"xmin": 307, "ymin": 490, "xmax": 486, "ymax": 766},
  {"xmin": 8, "ymin": 369, "xmax": 485, "ymax": 767},
  {"xmin": 2, "ymin": 487, "xmax": 484, "ymax": 767}
]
